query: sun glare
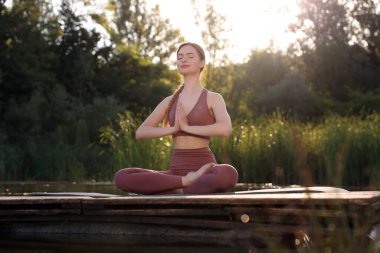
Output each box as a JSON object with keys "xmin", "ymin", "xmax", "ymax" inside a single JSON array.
[{"xmin": 148, "ymin": 0, "xmax": 300, "ymax": 63}]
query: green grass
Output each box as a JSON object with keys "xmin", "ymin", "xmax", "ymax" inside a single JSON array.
[
  {"xmin": 101, "ymin": 112, "xmax": 380, "ymax": 189},
  {"xmin": 99, "ymin": 112, "xmax": 172, "ymax": 173}
]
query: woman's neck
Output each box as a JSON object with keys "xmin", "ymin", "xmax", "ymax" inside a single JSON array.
[{"xmin": 183, "ymin": 75, "xmax": 203, "ymax": 93}]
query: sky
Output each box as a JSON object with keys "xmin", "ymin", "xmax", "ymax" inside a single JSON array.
[
  {"xmin": 5, "ymin": 0, "xmax": 300, "ymax": 64},
  {"xmin": 146, "ymin": 0, "xmax": 300, "ymax": 63}
]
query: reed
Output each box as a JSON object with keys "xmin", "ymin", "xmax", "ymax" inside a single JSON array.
[
  {"xmin": 100, "ymin": 112, "xmax": 172, "ymax": 172},
  {"xmin": 100, "ymin": 112, "xmax": 380, "ymax": 189},
  {"xmin": 231, "ymin": 113, "xmax": 380, "ymax": 188},
  {"xmin": 211, "ymin": 113, "xmax": 296, "ymax": 185}
]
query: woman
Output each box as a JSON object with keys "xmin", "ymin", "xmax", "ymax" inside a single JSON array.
[{"xmin": 114, "ymin": 42, "xmax": 238, "ymax": 194}]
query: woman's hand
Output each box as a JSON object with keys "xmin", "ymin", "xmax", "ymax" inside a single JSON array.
[
  {"xmin": 172, "ymin": 105, "xmax": 181, "ymax": 134},
  {"xmin": 176, "ymin": 102, "xmax": 189, "ymax": 131}
]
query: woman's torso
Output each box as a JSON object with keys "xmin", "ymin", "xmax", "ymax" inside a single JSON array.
[
  {"xmin": 173, "ymin": 135, "xmax": 209, "ymax": 149},
  {"xmin": 169, "ymin": 89, "xmax": 215, "ymax": 149}
]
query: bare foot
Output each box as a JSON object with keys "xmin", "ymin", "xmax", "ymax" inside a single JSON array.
[
  {"xmin": 182, "ymin": 162, "xmax": 215, "ymax": 187},
  {"xmin": 172, "ymin": 188, "xmax": 184, "ymax": 194}
]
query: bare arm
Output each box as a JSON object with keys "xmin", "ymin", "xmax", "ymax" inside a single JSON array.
[
  {"xmin": 178, "ymin": 93, "xmax": 232, "ymax": 137},
  {"xmin": 135, "ymin": 96, "xmax": 178, "ymax": 140}
]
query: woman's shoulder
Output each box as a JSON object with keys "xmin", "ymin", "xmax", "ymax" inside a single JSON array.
[
  {"xmin": 205, "ymin": 89, "xmax": 226, "ymax": 107},
  {"xmin": 206, "ymin": 90, "xmax": 225, "ymax": 101},
  {"xmin": 159, "ymin": 95, "xmax": 174, "ymax": 105}
]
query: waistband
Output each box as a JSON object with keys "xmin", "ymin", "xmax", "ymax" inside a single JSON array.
[
  {"xmin": 169, "ymin": 146, "xmax": 216, "ymax": 175},
  {"xmin": 172, "ymin": 147, "xmax": 212, "ymax": 155}
]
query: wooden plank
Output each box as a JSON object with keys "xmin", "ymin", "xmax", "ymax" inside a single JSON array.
[
  {"xmin": 0, "ymin": 196, "xmax": 87, "ymax": 204},
  {"xmin": 26, "ymin": 192, "xmax": 120, "ymax": 198},
  {"xmin": 225, "ymin": 206, "xmax": 360, "ymax": 219},
  {"xmin": 0, "ymin": 191, "xmax": 379, "ymax": 221},
  {"xmin": 0, "ymin": 190, "xmax": 377, "ymax": 253},
  {"xmin": 0, "ymin": 193, "xmax": 376, "ymax": 252},
  {"xmin": 2, "ymin": 191, "xmax": 380, "ymax": 205},
  {"xmin": 79, "ymin": 191, "xmax": 380, "ymax": 206},
  {"xmin": 0, "ymin": 208, "xmax": 80, "ymax": 216},
  {"xmin": 234, "ymin": 186, "xmax": 349, "ymax": 194},
  {"xmin": 82, "ymin": 207, "xmax": 230, "ymax": 216},
  {"xmin": 0, "ymin": 197, "xmax": 82, "ymax": 216}
]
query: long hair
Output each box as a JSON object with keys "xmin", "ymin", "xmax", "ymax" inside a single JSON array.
[{"xmin": 163, "ymin": 42, "xmax": 206, "ymax": 126}]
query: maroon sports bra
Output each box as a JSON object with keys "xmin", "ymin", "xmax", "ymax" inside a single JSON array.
[{"xmin": 168, "ymin": 88, "xmax": 216, "ymax": 140}]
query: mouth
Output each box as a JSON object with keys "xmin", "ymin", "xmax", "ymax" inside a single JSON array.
[{"xmin": 180, "ymin": 64, "xmax": 190, "ymax": 68}]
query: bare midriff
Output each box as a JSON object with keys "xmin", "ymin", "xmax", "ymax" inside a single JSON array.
[{"xmin": 173, "ymin": 135, "xmax": 210, "ymax": 149}]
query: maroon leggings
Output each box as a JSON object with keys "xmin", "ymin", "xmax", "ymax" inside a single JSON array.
[{"xmin": 114, "ymin": 147, "xmax": 238, "ymax": 194}]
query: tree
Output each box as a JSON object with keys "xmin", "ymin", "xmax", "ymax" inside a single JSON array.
[
  {"xmin": 256, "ymin": 73, "xmax": 327, "ymax": 120},
  {"xmin": 56, "ymin": 0, "xmax": 101, "ymax": 102},
  {"xmin": 94, "ymin": 48, "xmax": 179, "ymax": 113},
  {"xmin": 191, "ymin": 0, "xmax": 231, "ymax": 93},
  {"xmin": 91, "ymin": 0, "xmax": 183, "ymax": 63},
  {"xmin": 289, "ymin": 0, "xmax": 350, "ymax": 100},
  {"xmin": 231, "ymin": 50, "xmax": 290, "ymax": 117},
  {"xmin": 288, "ymin": 0, "xmax": 380, "ymax": 101},
  {"xmin": 0, "ymin": 0, "xmax": 60, "ymax": 138},
  {"xmin": 349, "ymin": 0, "xmax": 380, "ymax": 67}
]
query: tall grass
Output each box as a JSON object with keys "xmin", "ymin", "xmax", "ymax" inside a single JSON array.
[
  {"xmin": 211, "ymin": 114, "xmax": 296, "ymax": 185},
  {"xmin": 4, "ymin": 111, "xmax": 376, "ymax": 187},
  {"xmin": 0, "ymin": 120, "xmax": 105, "ymax": 182},
  {"xmin": 100, "ymin": 112, "xmax": 172, "ymax": 172},
  {"xmin": 101, "ymin": 112, "xmax": 380, "ymax": 189}
]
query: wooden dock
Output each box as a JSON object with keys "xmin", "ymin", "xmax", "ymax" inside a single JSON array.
[{"xmin": 1, "ymin": 187, "xmax": 380, "ymax": 251}]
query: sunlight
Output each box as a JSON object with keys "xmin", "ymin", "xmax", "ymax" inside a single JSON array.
[
  {"xmin": 217, "ymin": 0, "xmax": 300, "ymax": 61},
  {"xmin": 147, "ymin": 0, "xmax": 300, "ymax": 63}
]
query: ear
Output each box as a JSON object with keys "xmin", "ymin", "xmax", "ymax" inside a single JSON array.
[{"xmin": 200, "ymin": 59, "xmax": 205, "ymax": 69}]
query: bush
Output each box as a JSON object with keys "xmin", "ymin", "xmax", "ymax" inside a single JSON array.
[{"xmin": 256, "ymin": 73, "xmax": 327, "ymax": 120}]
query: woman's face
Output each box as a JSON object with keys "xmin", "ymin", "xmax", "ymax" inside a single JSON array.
[{"xmin": 176, "ymin": 45, "xmax": 205, "ymax": 75}]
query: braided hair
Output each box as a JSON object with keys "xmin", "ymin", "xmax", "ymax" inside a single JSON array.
[{"xmin": 163, "ymin": 42, "xmax": 206, "ymax": 126}]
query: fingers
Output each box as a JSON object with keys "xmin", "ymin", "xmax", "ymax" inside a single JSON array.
[
  {"xmin": 176, "ymin": 102, "xmax": 188, "ymax": 127},
  {"xmin": 207, "ymin": 162, "xmax": 216, "ymax": 168},
  {"xmin": 175, "ymin": 103, "xmax": 180, "ymax": 121},
  {"xmin": 177, "ymin": 102, "xmax": 185, "ymax": 117},
  {"xmin": 200, "ymin": 162, "xmax": 216, "ymax": 170}
]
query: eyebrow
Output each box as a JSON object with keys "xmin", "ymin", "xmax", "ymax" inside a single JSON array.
[{"xmin": 177, "ymin": 53, "xmax": 195, "ymax": 56}]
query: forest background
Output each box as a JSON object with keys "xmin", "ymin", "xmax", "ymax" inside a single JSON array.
[{"xmin": 1, "ymin": 0, "xmax": 379, "ymax": 189}]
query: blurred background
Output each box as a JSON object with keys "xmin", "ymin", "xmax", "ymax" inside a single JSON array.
[{"xmin": 0, "ymin": 0, "xmax": 379, "ymax": 189}]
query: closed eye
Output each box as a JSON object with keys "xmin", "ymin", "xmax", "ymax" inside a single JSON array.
[{"xmin": 177, "ymin": 53, "xmax": 195, "ymax": 60}]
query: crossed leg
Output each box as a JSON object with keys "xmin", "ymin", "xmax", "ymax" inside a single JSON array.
[
  {"xmin": 114, "ymin": 163, "xmax": 239, "ymax": 195},
  {"xmin": 114, "ymin": 162, "xmax": 217, "ymax": 194}
]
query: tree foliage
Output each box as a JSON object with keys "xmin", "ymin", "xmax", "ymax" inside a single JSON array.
[
  {"xmin": 288, "ymin": 0, "xmax": 380, "ymax": 100},
  {"xmin": 1, "ymin": 0, "xmax": 380, "ymax": 182},
  {"xmin": 91, "ymin": 0, "xmax": 184, "ymax": 63},
  {"xmin": 191, "ymin": 0, "xmax": 233, "ymax": 112},
  {"xmin": 0, "ymin": 0, "xmax": 180, "ymax": 181}
]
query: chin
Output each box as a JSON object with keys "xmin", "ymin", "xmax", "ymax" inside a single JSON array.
[{"xmin": 179, "ymin": 69, "xmax": 198, "ymax": 75}]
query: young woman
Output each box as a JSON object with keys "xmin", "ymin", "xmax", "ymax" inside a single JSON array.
[{"xmin": 114, "ymin": 42, "xmax": 238, "ymax": 194}]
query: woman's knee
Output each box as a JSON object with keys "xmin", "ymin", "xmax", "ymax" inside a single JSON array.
[
  {"xmin": 114, "ymin": 168, "xmax": 138, "ymax": 190},
  {"xmin": 114, "ymin": 169, "xmax": 127, "ymax": 190},
  {"xmin": 215, "ymin": 164, "xmax": 238, "ymax": 189}
]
